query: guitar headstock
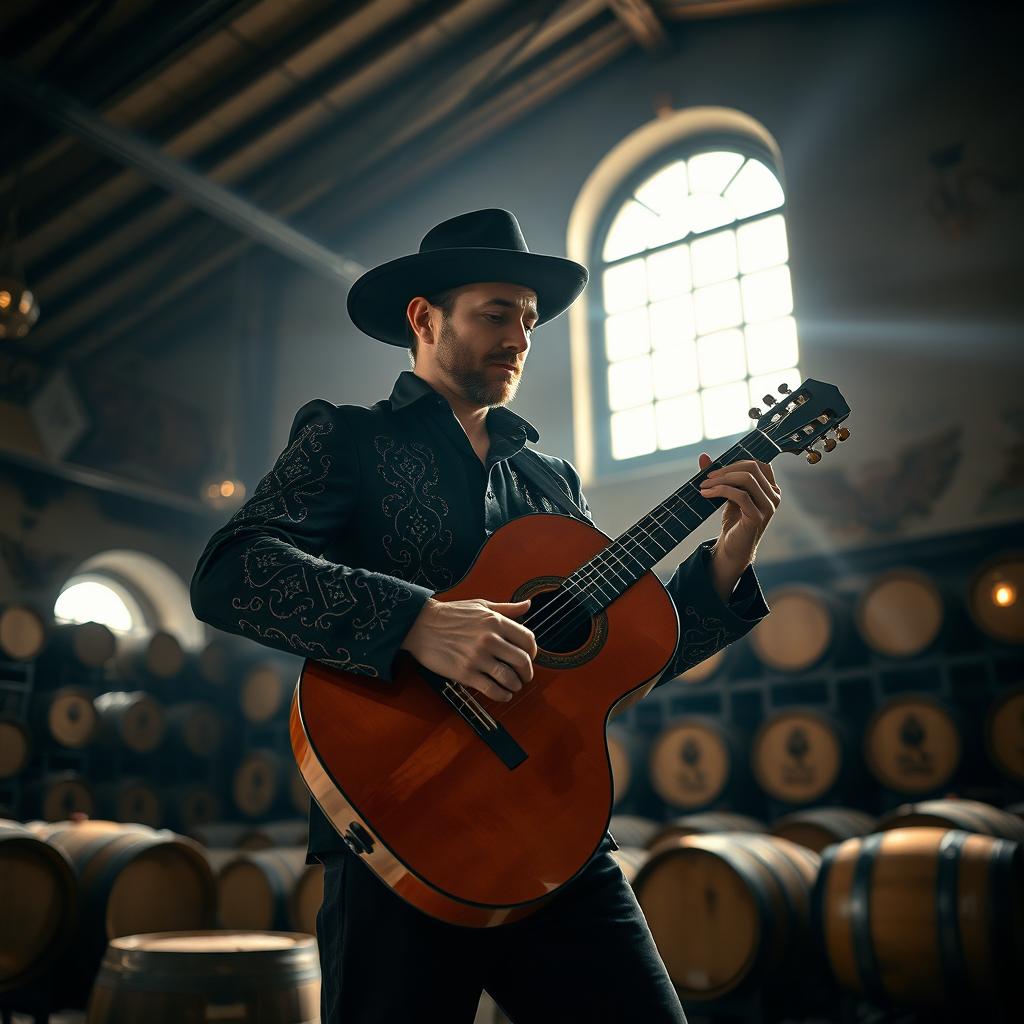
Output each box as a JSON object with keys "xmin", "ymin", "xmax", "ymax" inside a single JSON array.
[{"xmin": 750, "ymin": 379, "xmax": 851, "ymax": 464}]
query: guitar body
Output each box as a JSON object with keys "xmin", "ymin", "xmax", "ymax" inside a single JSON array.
[{"xmin": 291, "ymin": 512, "xmax": 679, "ymax": 927}]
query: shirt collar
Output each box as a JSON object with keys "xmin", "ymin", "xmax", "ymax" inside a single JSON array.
[{"xmin": 387, "ymin": 371, "xmax": 540, "ymax": 442}]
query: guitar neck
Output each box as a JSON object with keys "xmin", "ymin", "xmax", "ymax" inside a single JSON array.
[{"xmin": 569, "ymin": 429, "xmax": 782, "ymax": 614}]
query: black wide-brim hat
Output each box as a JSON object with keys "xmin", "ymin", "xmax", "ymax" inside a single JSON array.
[{"xmin": 347, "ymin": 209, "xmax": 589, "ymax": 346}]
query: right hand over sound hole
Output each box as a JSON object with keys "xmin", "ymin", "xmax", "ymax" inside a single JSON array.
[{"xmin": 400, "ymin": 597, "xmax": 538, "ymax": 702}]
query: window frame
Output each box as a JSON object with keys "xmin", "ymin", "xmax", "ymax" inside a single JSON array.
[{"xmin": 589, "ymin": 132, "xmax": 791, "ymax": 480}]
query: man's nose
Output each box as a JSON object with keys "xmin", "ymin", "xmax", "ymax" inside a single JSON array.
[{"xmin": 506, "ymin": 322, "xmax": 531, "ymax": 351}]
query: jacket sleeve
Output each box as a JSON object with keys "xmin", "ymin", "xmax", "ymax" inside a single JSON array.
[
  {"xmin": 559, "ymin": 458, "xmax": 769, "ymax": 690},
  {"xmin": 190, "ymin": 399, "xmax": 433, "ymax": 680}
]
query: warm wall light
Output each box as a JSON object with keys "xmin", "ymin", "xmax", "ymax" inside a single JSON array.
[
  {"xmin": 202, "ymin": 477, "xmax": 247, "ymax": 509},
  {"xmin": 993, "ymin": 582, "xmax": 1017, "ymax": 608},
  {"xmin": 0, "ymin": 274, "xmax": 40, "ymax": 339}
]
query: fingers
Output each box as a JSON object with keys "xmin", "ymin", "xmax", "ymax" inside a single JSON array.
[
  {"xmin": 493, "ymin": 611, "xmax": 539, "ymax": 660},
  {"xmin": 703, "ymin": 461, "xmax": 781, "ymax": 508},
  {"xmin": 700, "ymin": 469, "xmax": 776, "ymax": 523}
]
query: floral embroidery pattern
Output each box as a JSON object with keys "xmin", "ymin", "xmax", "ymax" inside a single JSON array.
[
  {"xmin": 676, "ymin": 606, "xmax": 735, "ymax": 671},
  {"xmin": 231, "ymin": 537, "xmax": 414, "ymax": 675},
  {"xmin": 227, "ymin": 418, "xmax": 333, "ymax": 529},
  {"xmin": 508, "ymin": 464, "xmax": 563, "ymax": 515},
  {"xmin": 375, "ymin": 436, "xmax": 454, "ymax": 589}
]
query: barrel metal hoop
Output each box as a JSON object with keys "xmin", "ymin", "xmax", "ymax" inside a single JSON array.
[
  {"xmin": 936, "ymin": 829, "xmax": 969, "ymax": 1004},
  {"xmin": 850, "ymin": 832, "xmax": 886, "ymax": 1005},
  {"xmin": 988, "ymin": 838, "xmax": 1019, "ymax": 1005},
  {"xmin": 809, "ymin": 842, "xmax": 835, "ymax": 955}
]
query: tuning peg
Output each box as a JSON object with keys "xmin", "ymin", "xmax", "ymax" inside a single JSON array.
[
  {"xmin": 749, "ymin": 407, "xmax": 763, "ymax": 419},
  {"xmin": 823, "ymin": 437, "xmax": 837, "ymax": 452},
  {"xmin": 806, "ymin": 447, "xmax": 822, "ymax": 464},
  {"xmin": 778, "ymin": 383, "xmax": 791, "ymax": 394},
  {"xmin": 762, "ymin": 394, "xmax": 777, "ymax": 406},
  {"xmin": 836, "ymin": 426, "xmax": 850, "ymax": 441}
]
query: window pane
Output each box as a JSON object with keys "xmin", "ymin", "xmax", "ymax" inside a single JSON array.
[
  {"xmin": 646, "ymin": 243, "xmax": 691, "ymax": 301},
  {"xmin": 697, "ymin": 328, "xmax": 746, "ymax": 387},
  {"xmin": 691, "ymin": 230, "xmax": 737, "ymax": 287},
  {"xmin": 687, "ymin": 151, "xmax": 744, "ymax": 195},
  {"xmin": 694, "ymin": 279, "xmax": 743, "ymax": 335},
  {"xmin": 745, "ymin": 316, "xmax": 799, "ymax": 375},
  {"xmin": 737, "ymin": 214, "xmax": 788, "ymax": 273},
  {"xmin": 634, "ymin": 162, "xmax": 690, "ymax": 247},
  {"xmin": 608, "ymin": 355, "xmax": 653, "ymax": 411},
  {"xmin": 603, "ymin": 200, "xmax": 657, "ymax": 262},
  {"xmin": 611, "ymin": 405, "xmax": 657, "ymax": 460},
  {"xmin": 740, "ymin": 265, "xmax": 793, "ymax": 323},
  {"xmin": 650, "ymin": 295, "xmax": 695, "ymax": 350},
  {"xmin": 603, "ymin": 259, "xmax": 647, "ymax": 314},
  {"xmin": 702, "ymin": 380, "xmax": 750, "ymax": 439},
  {"xmin": 605, "ymin": 307, "xmax": 650, "ymax": 362},
  {"xmin": 652, "ymin": 343, "xmax": 700, "ymax": 398},
  {"xmin": 725, "ymin": 159, "xmax": 785, "ymax": 219},
  {"xmin": 749, "ymin": 368, "xmax": 803, "ymax": 415},
  {"xmin": 683, "ymin": 193, "xmax": 735, "ymax": 234},
  {"xmin": 54, "ymin": 580, "xmax": 136, "ymax": 633},
  {"xmin": 656, "ymin": 394, "xmax": 703, "ymax": 450}
]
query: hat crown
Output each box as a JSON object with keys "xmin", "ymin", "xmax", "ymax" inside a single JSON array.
[{"xmin": 419, "ymin": 209, "xmax": 529, "ymax": 255}]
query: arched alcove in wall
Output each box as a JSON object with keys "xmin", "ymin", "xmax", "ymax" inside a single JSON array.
[{"xmin": 58, "ymin": 548, "xmax": 205, "ymax": 648}]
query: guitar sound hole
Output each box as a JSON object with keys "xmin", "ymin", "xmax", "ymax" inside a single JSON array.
[{"xmin": 526, "ymin": 587, "xmax": 592, "ymax": 655}]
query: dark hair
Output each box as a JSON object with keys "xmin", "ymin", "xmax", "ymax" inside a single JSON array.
[{"xmin": 406, "ymin": 287, "xmax": 459, "ymax": 364}]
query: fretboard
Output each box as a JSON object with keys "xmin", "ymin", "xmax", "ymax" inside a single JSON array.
[{"xmin": 570, "ymin": 429, "xmax": 781, "ymax": 613}]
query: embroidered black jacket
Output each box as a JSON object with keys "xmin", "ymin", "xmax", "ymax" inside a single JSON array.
[{"xmin": 190, "ymin": 371, "xmax": 770, "ymax": 857}]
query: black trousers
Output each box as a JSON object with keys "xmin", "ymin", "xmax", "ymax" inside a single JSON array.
[{"xmin": 315, "ymin": 840, "xmax": 688, "ymax": 1023}]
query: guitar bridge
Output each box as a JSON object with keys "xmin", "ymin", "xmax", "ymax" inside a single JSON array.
[{"xmin": 417, "ymin": 666, "xmax": 528, "ymax": 770}]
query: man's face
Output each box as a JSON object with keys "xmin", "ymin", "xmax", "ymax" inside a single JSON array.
[{"xmin": 431, "ymin": 282, "xmax": 538, "ymax": 407}]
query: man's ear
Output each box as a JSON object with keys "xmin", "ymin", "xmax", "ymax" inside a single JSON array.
[{"xmin": 407, "ymin": 296, "xmax": 435, "ymax": 347}]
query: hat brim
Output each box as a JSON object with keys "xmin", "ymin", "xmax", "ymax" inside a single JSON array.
[{"xmin": 346, "ymin": 248, "xmax": 589, "ymax": 346}]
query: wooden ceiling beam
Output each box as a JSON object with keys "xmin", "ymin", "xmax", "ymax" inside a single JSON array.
[{"xmin": 605, "ymin": 0, "xmax": 670, "ymax": 53}]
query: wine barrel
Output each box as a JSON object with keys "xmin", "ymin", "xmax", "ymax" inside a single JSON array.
[
  {"xmin": 633, "ymin": 832, "xmax": 820, "ymax": 1000},
  {"xmin": 234, "ymin": 749, "xmax": 289, "ymax": 819},
  {"xmin": 985, "ymin": 685, "xmax": 1024, "ymax": 784},
  {"xmin": 34, "ymin": 685, "xmax": 99, "ymax": 749},
  {"xmin": 94, "ymin": 690, "xmax": 166, "ymax": 754},
  {"xmin": 0, "ymin": 602, "xmax": 48, "ymax": 661},
  {"xmin": 967, "ymin": 554, "xmax": 1023, "ymax": 644},
  {"xmin": 864, "ymin": 693, "xmax": 961, "ymax": 795},
  {"xmin": 608, "ymin": 814, "xmax": 662, "ymax": 850},
  {"xmin": 94, "ymin": 779, "xmax": 163, "ymax": 828},
  {"xmin": 162, "ymin": 784, "xmax": 222, "ymax": 833},
  {"xmin": 749, "ymin": 585, "xmax": 852, "ymax": 672},
  {"xmin": 0, "ymin": 718, "xmax": 31, "ymax": 778},
  {"xmin": 112, "ymin": 630, "xmax": 185, "ymax": 683},
  {"xmin": 240, "ymin": 661, "xmax": 290, "ymax": 724},
  {"xmin": 27, "ymin": 771, "xmax": 95, "ymax": 820},
  {"xmin": 771, "ymin": 807, "xmax": 878, "ymax": 853},
  {"xmin": 41, "ymin": 819, "xmax": 216, "ymax": 1004},
  {"xmin": 187, "ymin": 821, "xmax": 263, "ymax": 849},
  {"xmin": 752, "ymin": 709, "xmax": 851, "ymax": 805},
  {"xmin": 814, "ymin": 827, "xmax": 1023, "ymax": 1009},
  {"xmin": 196, "ymin": 638, "xmax": 234, "ymax": 688},
  {"xmin": 877, "ymin": 798, "xmax": 1024, "ymax": 843},
  {"xmin": 165, "ymin": 701, "xmax": 224, "ymax": 758},
  {"xmin": 650, "ymin": 812, "xmax": 767, "ymax": 852},
  {"xmin": 0, "ymin": 819, "xmax": 78, "ymax": 992},
  {"xmin": 606, "ymin": 726, "xmax": 649, "ymax": 807},
  {"xmin": 855, "ymin": 568, "xmax": 946, "ymax": 658},
  {"xmin": 648, "ymin": 717, "xmax": 748, "ymax": 811},
  {"xmin": 86, "ymin": 931, "xmax": 320, "ymax": 1023},
  {"xmin": 240, "ymin": 820, "xmax": 309, "ymax": 850},
  {"xmin": 217, "ymin": 847, "xmax": 323, "ymax": 934}
]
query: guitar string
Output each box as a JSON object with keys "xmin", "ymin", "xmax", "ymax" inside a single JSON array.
[
  {"xmin": 519, "ymin": 436, "xmax": 773, "ymax": 651},
  {"xmin": 453, "ymin": 436, "xmax": 776, "ymax": 718}
]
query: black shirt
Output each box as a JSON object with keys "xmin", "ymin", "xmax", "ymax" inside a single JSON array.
[{"xmin": 191, "ymin": 371, "xmax": 770, "ymax": 857}]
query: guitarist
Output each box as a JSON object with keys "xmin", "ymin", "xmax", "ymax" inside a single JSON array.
[{"xmin": 191, "ymin": 209, "xmax": 780, "ymax": 1023}]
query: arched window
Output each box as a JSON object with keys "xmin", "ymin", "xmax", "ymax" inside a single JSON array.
[
  {"xmin": 54, "ymin": 574, "xmax": 147, "ymax": 634},
  {"xmin": 589, "ymin": 137, "xmax": 800, "ymax": 475}
]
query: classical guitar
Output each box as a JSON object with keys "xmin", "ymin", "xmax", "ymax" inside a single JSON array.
[{"xmin": 291, "ymin": 377, "xmax": 850, "ymax": 926}]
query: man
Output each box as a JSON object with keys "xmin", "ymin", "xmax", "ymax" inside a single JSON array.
[{"xmin": 190, "ymin": 208, "xmax": 779, "ymax": 1022}]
